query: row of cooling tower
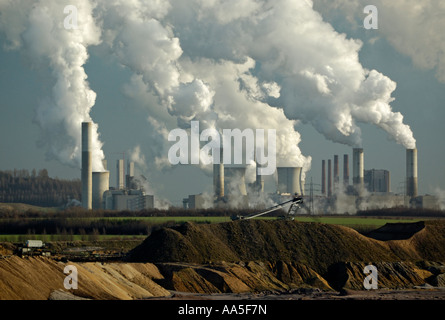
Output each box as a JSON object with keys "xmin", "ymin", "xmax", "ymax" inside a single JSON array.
[
  {"xmin": 213, "ymin": 162, "xmax": 305, "ymax": 199},
  {"xmin": 321, "ymin": 148, "xmax": 418, "ymax": 197}
]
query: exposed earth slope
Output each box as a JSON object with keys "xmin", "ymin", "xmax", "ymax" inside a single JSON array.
[
  {"xmin": 127, "ymin": 220, "xmax": 445, "ymax": 273},
  {"xmin": 1, "ymin": 219, "xmax": 444, "ymax": 299}
]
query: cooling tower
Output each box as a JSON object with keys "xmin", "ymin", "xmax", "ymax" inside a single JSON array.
[
  {"xmin": 277, "ymin": 167, "xmax": 302, "ymax": 195},
  {"xmin": 353, "ymin": 148, "xmax": 364, "ymax": 195},
  {"xmin": 406, "ymin": 148, "xmax": 418, "ymax": 197},
  {"xmin": 321, "ymin": 160, "xmax": 326, "ymax": 196},
  {"xmin": 213, "ymin": 148, "xmax": 224, "ymax": 199},
  {"xmin": 116, "ymin": 159, "xmax": 124, "ymax": 190},
  {"xmin": 254, "ymin": 149, "xmax": 265, "ymax": 193},
  {"xmin": 225, "ymin": 167, "xmax": 247, "ymax": 196},
  {"xmin": 92, "ymin": 171, "xmax": 110, "ymax": 210},
  {"xmin": 81, "ymin": 122, "xmax": 92, "ymax": 209},
  {"xmin": 256, "ymin": 164, "xmax": 265, "ymax": 193}
]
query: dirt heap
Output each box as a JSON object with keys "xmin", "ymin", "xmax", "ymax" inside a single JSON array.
[
  {"xmin": 2, "ymin": 220, "xmax": 444, "ymax": 299},
  {"xmin": 127, "ymin": 219, "xmax": 445, "ymax": 273},
  {"xmin": 155, "ymin": 261, "xmax": 333, "ymax": 294},
  {"xmin": 0, "ymin": 256, "xmax": 170, "ymax": 300}
]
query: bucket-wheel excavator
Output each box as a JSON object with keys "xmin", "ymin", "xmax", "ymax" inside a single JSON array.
[{"xmin": 230, "ymin": 195, "xmax": 303, "ymax": 221}]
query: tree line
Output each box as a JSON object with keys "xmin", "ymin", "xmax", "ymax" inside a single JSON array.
[{"xmin": 0, "ymin": 169, "xmax": 81, "ymax": 207}]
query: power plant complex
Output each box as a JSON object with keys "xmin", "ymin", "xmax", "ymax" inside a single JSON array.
[
  {"xmin": 80, "ymin": 122, "xmax": 439, "ymax": 213},
  {"xmin": 184, "ymin": 145, "xmax": 440, "ymax": 213},
  {"xmin": 81, "ymin": 122, "xmax": 154, "ymax": 211}
]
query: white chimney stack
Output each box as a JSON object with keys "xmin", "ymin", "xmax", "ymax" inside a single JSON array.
[
  {"xmin": 406, "ymin": 148, "xmax": 418, "ymax": 197},
  {"xmin": 81, "ymin": 122, "xmax": 92, "ymax": 209},
  {"xmin": 353, "ymin": 148, "xmax": 364, "ymax": 195}
]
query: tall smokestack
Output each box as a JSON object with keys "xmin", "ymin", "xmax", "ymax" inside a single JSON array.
[
  {"xmin": 213, "ymin": 148, "xmax": 224, "ymax": 199},
  {"xmin": 81, "ymin": 122, "xmax": 92, "ymax": 210},
  {"xmin": 116, "ymin": 159, "xmax": 124, "ymax": 190},
  {"xmin": 353, "ymin": 148, "xmax": 364, "ymax": 195},
  {"xmin": 126, "ymin": 161, "xmax": 135, "ymax": 189},
  {"xmin": 406, "ymin": 148, "xmax": 418, "ymax": 197},
  {"xmin": 328, "ymin": 159, "xmax": 332, "ymax": 197},
  {"xmin": 343, "ymin": 154, "xmax": 349, "ymax": 188},
  {"xmin": 321, "ymin": 160, "xmax": 326, "ymax": 196},
  {"xmin": 334, "ymin": 155, "xmax": 339, "ymax": 193}
]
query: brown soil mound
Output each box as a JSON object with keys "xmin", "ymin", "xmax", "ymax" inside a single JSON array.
[
  {"xmin": 128, "ymin": 219, "xmax": 445, "ymax": 274},
  {"xmin": 0, "ymin": 256, "xmax": 170, "ymax": 300},
  {"xmin": 2, "ymin": 220, "xmax": 444, "ymax": 299}
]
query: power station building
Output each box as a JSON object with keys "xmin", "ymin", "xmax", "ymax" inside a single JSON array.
[{"xmin": 81, "ymin": 122, "xmax": 154, "ymax": 211}]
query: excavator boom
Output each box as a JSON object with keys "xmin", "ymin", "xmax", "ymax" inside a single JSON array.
[{"xmin": 231, "ymin": 196, "xmax": 303, "ymax": 221}]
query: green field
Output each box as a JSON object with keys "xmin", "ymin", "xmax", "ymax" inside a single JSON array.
[
  {"xmin": 0, "ymin": 215, "xmax": 427, "ymax": 243},
  {"xmin": 0, "ymin": 234, "xmax": 146, "ymax": 242},
  {"xmin": 293, "ymin": 216, "xmax": 423, "ymax": 227}
]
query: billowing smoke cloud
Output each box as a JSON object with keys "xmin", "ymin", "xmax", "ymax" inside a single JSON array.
[
  {"xmin": 111, "ymin": 0, "xmax": 415, "ymax": 175},
  {"xmin": 0, "ymin": 0, "xmax": 417, "ymax": 185},
  {"xmin": 168, "ymin": 0, "xmax": 415, "ymax": 149},
  {"xmin": 313, "ymin": 0, "xmax": 445, "ymax": 84},
  {"xmin": 0, "ymin": 0, "xmax": 105, "ymax": 171},
  {"xmin": 90, "ymin": 0, "xmax": 311, "ymax": 177}
]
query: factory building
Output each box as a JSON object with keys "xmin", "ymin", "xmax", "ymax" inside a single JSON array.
[
  {"xmin": 102, "ymin": 161, "xmax": 154, "ymax": 210},
  {"xmin": 103, "ymin": 189, "xmax": 154, "ymax": 211}
]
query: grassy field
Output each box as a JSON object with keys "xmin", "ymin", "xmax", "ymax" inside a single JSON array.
[
  {"xmin": 0, "ymin": 234, "xmax": 146, "ymax": 242},
  {"xmin": 0, "ymin": 215, "xmax": 427, "ymax": 243}
]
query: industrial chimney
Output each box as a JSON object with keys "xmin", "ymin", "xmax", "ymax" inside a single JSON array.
[
  {"xmin": 116, "ymin": 159, "xmax": 124, "ymax": 190},
  {"xmin": 334, "ymin": 155, "xmax": 339, "ymax": 193},
  {"xmin": 81, "ymin": 122, "xmax": 92, "ymax": 209},
  {"xmin": 343, "ymin": 154, "xmax": 349, "ymax": 188},
  {"xmin": 328, "ymin": 159, "xmax": 332, "ymax": 197},
  {"xmin": 126, "ymin": 161, "xmax": 135, "ymax": 189},
  {"xmin": 213, "ymin": 148, "xmax": 224, "ymax": 199},
  {"xmin": 406, "ymin": 148, "xmax": 418, "ymax": 197},
  {"xmin": 277, "ymin": 167, "xmax": 302, "ymax": 195},
  {"xmin": 353, "ymin": 148, "xmax": 364, "ymax": 195},
  {"xmin": 321, "ymin": 160, "xmax": 326, "ymax": 196}
]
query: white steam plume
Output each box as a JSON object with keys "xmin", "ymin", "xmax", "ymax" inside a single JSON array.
[
  {"xmin": 0, "ymin": 0, "xmax": 105, "ymax": 171},
  {"xmin": 313, "ymin": 0, "xmax": 445, "ymax": 84},
  {"xmin": 1, "ymin": 0, "xmax": 418, "ymax": 185},
  {"xmin": 90, "ymin": 0, "xmax": 417, "ymax": 182},
  {"xmin": 164, "ymin": 0, "xmax": 415, "ymax": 149}
]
